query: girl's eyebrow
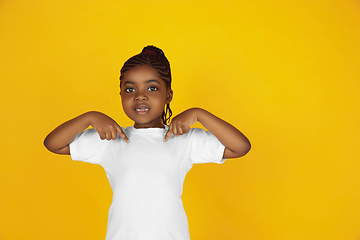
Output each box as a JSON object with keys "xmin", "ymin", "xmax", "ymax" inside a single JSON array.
[
  {"xmin": 123, "ymin": 79, "xmax": 161, "ymax": 86},
  {"xmin": 146, "ymin": 79, "xmax": 161, "ymax": 84}
]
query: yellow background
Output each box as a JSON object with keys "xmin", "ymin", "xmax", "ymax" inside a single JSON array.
[{"xmin": 1, "ymin": 0, "xmax": 360, "ymax": 239}]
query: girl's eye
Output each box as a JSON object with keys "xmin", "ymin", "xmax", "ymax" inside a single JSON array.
[
  {"xmin": 125, "ymin": 88, "xmax": 135, "ymax": 93},
  {"xmin": 148, "ymin": 87, "xmax": 158, "ymax": 91}
]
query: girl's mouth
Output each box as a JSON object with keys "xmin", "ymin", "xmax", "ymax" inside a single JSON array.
[{"xmin": 135, "ymin": 107, "xmax": 150, "ymax": 114}]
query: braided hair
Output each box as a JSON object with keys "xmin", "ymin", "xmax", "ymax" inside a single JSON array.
[{"xmin": 120, "ymin": 45, "xmax": 172, "ymax": 125}]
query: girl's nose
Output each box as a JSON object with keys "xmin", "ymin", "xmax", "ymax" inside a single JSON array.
[{"xmin": 135, "ymin": 92, "xmax": 147, "ymax": 101}]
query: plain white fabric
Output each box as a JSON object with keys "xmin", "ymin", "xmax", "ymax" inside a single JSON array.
[{"xmin": 70, "ymin": 126, "xmax": 225, "ymax": 240}]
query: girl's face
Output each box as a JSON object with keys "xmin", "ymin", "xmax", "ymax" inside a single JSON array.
[{"xmin": 120, "ymin": 65, "xmax": 173, "ymax": 129}]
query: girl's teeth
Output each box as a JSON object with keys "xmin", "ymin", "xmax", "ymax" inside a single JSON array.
[{"xmin": 136, "ymin": 108, "xmax": 149, "ymax": 111}]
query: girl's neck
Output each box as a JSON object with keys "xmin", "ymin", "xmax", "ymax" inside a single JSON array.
[{"xmin": 133, "ymin": 120, "xmax": 165, "ymax": 129}]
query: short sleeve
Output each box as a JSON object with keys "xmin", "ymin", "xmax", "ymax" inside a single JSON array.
[
  {"xmin": 188, "ymin": 128, "xmax": 226, "ymax": 164},
  {"xmin": 69, "ymin": 128, "xmax": 108, "ymax": 164}
]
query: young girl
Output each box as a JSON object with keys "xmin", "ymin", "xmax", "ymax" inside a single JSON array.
[{"xmin": 44, "ymin": 45, "xmax": 251, "ymax": 240}]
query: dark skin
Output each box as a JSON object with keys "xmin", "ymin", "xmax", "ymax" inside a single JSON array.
[{"xmin": 44, "ymin": 65, "xmax": 251, "ymax": 158}]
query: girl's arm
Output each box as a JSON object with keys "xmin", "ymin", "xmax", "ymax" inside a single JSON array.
[
  {"xmin": 164, "ymin": 108, "xmax": 251, "ymax": 159},
  {"xmin": 44, "ymin": 111, "xmax": 129, "ymax": 155}
]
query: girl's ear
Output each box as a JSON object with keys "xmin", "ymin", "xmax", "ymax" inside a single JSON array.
[{"xmin": 166, "ymin": 89, "xmax": 173, "ymax": 104}]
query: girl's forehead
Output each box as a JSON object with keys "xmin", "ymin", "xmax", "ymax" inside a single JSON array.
[
  {"xmin": 124, "ymin": 65, "xmax": 159, "ymax": 77},
  {"xmin": 122, "ymin": 65, "xmax": 164, "ymax": 84}
]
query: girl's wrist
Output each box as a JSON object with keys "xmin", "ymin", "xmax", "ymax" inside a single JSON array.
[
  {"xmin": 82, "ymin": 111, "xmax": 96, "ymax": 126},
  {"xmin": 191, "ymin": 107, "xmax": 205, "ymax": 123}
]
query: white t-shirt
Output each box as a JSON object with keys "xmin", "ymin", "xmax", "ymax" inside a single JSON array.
[{"xmin": 70, "ymin": 125, "xmax": 226, "ymax": 240}]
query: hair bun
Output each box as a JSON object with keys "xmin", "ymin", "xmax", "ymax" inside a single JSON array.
[
  {"xmin": 141, "ymin": 45, "xmax": 165, "ymax": 57},
  {"xmin": 144, "ymin": 50, "xmax": 156, "ymax": 55}
]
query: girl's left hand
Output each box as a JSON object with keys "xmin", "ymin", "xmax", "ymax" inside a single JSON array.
[{"xmin": 164, "ymin": 108, "xmax": 199, "ymax": 142}]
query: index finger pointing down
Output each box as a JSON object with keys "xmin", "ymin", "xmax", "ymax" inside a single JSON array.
[
  {"xmin": 117, "ymin": 127, "xmax": 130, "ymax": 143},
  {"xmin": 164, "ymin": 125, "xmax": 173, "ymax": 142}
]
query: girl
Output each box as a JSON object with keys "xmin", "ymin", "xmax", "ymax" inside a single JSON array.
[{"xmin": 44, "ymin": 45, "xmax": 251, "ymax": 240}]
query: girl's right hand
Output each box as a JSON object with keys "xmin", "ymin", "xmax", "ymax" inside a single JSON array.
[
  {"xmin": 44, "ymin": 111, "xmax": 129, "ymax": 155},
  {"xmin": 88, "ymin": 111, "xmax": 129, "ymax": 143}
]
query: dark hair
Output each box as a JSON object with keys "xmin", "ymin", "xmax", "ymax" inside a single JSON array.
[{"xmin": 120, "ymin": 45, "xmax": 172, "ymax": 125}]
